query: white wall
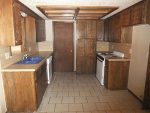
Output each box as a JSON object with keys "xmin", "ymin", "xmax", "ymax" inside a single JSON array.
[{"xmin": 45, "ymin": 20, "xmax": 77, "ymax": 71}]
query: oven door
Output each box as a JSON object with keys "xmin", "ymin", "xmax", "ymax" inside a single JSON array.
[{"xmin": 96, "ymin": 56, "xmax": 105, "ymax": 85}]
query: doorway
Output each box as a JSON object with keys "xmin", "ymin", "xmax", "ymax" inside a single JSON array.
[{"xmin": 53, "ymin": 22, "xmax": 74, "ymax": 72}]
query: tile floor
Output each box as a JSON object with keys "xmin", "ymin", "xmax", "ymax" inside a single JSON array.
[{"xmin": 34, "ymin": 72, "xmax": 150, "ymax": 113}]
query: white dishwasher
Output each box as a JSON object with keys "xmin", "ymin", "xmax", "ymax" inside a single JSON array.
[
  {"xmin": 96, "ymin": 54, "xmax": 105, "ymax": 85},
  {"xmin": 46, "ymin": 56, "xmax": 52, "ymax": 84}
]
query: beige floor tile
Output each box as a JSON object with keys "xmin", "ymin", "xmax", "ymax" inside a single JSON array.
[
  {"xmin": 87, "ymin": 97, "xmax": 100, "ymax": 103},
  {"xmin": 69, "ymin": 91, "xmax": 80, "ymax": 96},
  {"xmin": 44, "ymin": 91, "xmax": 58, "ymax": 97},
  {"xmin": 38, "ymin": 104, "xmax": 55, "ymax": 112},
  {"xmin": 83, "ymin": 103, "xmax": 97, "ymax": 111},
  {"xmin": 57, "ymin": 91, "xmax": 69, "ymax": 97},
  {"xmin": 37, "ymin": 73, "xmax": 144, "ymax": 113},
  {"xmin": 96, "ymin": 103, "xmax": 111, "ymax": 111},
  {"xmin": 69, "ymin": 104, "xmax": 83, "ymax": 112},
  {"xmin": 62, "ymin": 97, "xmax": 74, "ymax": 103},
  {"xmin": 55, "ymin": 104, "xmax": 69, "ymax": 112},
  {"xmin": 75, "ymin": 97, "xmax": 87, "ymax": 103},
  {"xmin": 80, "ymin": 91, "xmax": 91, "ymax": 96},
  {"xmin": 49, "ymin": 97, "xmax": 62, "ymax": 103}
]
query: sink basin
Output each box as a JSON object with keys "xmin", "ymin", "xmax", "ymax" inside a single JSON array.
[{"xmin": 16, "ymin": 56, "xmax": 44, "ymax": 64}]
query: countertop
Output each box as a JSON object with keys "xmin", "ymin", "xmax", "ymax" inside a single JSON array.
[
  {"xmin": 2, "ymin": 51, "xmax": 53, "ymax": 72},
  {"xmin": 96, "ymin": 51, "xmax": 130, "ymax": 61},
  {"xmin": 105, "ymin": 56, "xmax": 130, "ymax": 61}
]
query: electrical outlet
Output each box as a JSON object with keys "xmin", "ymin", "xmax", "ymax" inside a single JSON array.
[
  {"xmin": 5, "ymin": 52, "xmax": 10, "ymax": 59},
  {"xmin": 28, "ymin": 47, "xmax": 31, "ymax": 52}
]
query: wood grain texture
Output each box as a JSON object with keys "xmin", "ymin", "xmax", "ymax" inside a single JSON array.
[
  {"xmin": 76, "ymin": 38, "xmax": 96, "ymax": 74},
  {"xmin": 120, "ymin": 8, "xmax": 131, "ymax": 26},
  {"xmin": 2, "ymin": 62, "xmax": 48, "ymax": 112},
  {"xmin": 36, "ymin": 19, "xmax": 46, "ymax": 42},
  {"xmin": 104, "ymin": 60, "xmax": 130, "ymax": 90},
  {"xmin": 104, "ymin": 0, "xmax": 150, "ymax": 43},
  {"xmin": 53, "ymin": 22, "xmax": 74, "ymax": 72},
  {"xmin": 3, "ymin": 72, "xmax": 36, "ymax": 112},
  {"xmin": 0, "ymin": 0, "xmax": 17, "ymax": 46},
  {"xmin": 96, "ymin": 21, "xmax": 104, "ymax": 41},
  {"xmin": 25, "ymin": 16, "xmax": 37, "ymax": 51},
  {"xmin": 130, "ymin": 2, "xmax": 143, "ymax": 25}
]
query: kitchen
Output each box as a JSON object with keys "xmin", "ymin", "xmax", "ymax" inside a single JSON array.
[{"xmin": 0, "ymin": 0, "xmax": 150, "ymax": 113}]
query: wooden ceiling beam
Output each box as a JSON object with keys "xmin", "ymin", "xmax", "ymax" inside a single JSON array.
[
  {"xmin": 76, "ymin": 16, "xmax": 99, "ymax": 20},
  {"xmin": 37, "ymin": 5, "xmax": 118, "ymax": 20},
  {"xmin": 45, "ymin": 10, "xmax": 75, "ymax": 14},
  {"xmin": 48, "ymin": 16, "xmax": 73, "ymax": 20},
  {"xmin": 47, "ymin": 14, "xmax": 74, "ymax": 17},
  {"xmin": 79, "ymin": 10, "xmax": 110, "ymax": 14},
  {"xmin": 74, "ymin": 8, "xmax": 80, "ymax": 19}
]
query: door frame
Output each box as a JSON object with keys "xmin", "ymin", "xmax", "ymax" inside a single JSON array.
[{"xmin": 53, "ymin": 21, "xmax": 75, "ymax": 71}]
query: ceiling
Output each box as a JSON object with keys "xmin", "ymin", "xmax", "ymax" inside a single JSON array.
[
  {"xmin": 19, "ymin": 0, "xmax": 142, "ymax": 20},
  {"xmin": 37, "ymin": 5, "xmax": 118, "ymax": 20}
]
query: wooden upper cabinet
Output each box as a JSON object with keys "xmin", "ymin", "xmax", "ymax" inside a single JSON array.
[
  {"xmin": 76, "ymin": 20, "xmax": 87, "ymax": 38},
  {"xmin": 0, "ymin": 0, "xmax": 22, "ymax": 46},
  {"xmin": 130, "ymin": 2, "xmax": 143, "ymax": 25},
  {"xmin": 143, "ymin": 0, "xmax": 150, "ymax": 24},
  {"xmin": 112, "ymin": 14, "xmax": 121, "ymax": 43},
  {"xmin": 76, "ymin": 20, "xmax": 97, "ymax": 39},
  {"xmin": 108, "ymin": 18, "xmax": 113, "ymax": 42},
  {"xmin": 13, "ymin": 3, "xmax": 22, "ymax": 45},
  {"xmin": 120, "ymin": 8, "xmax": 131, "ymax": 26},
  {"xmin": 104, "ymin": 19, "xmax": 109, "ymax": 42},
  {"xmin": 87, "ymin": 20, "xmax": 97, "ymax": 38},
  {"xmin": 36, "ymin": 19, "xmax": 46, "ymax": 42},
  {"xmin": 25, "ymin": 16, "xmax": 36, "ymax": 46},
  {"xmin": 96, "ymin": 21, "xmax": 104, "ymax": 41}
]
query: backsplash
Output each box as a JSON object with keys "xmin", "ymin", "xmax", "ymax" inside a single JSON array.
[
  {"xmin": 109, "ymin": 42, "xmax": 131, "ymax": 58},
  {"xmin": 37, "ymin": 41, "xmax": 53, "ymax": 51},
  {"xmin": 96, "ymin": 41, "xmax": 109, "ymax": 52}
]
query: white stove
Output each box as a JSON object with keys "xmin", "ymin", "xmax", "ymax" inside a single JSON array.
[{"xmin": 96, "ymin": 51, "xmax": 124, "ymax": 86}]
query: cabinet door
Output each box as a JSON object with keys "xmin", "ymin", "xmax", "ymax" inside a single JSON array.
[
  {"xmin": 96, "ymin": 21, "xmax": 104, "ymax": 41},
  {"xmin": 143, "ymin": 0, "xmax": 150, "ymax": 24},
  {"xmin": 104, "ymin": 19, "xmax": 109, "ymax": 41},
  {"xmin": 84, "ymin": 39, "xmax": 96, "ymax": 74},
  {"xmin": 25, "ymin": 16, "xmax": 36, "ymax": 51},
  {"xmin": 76, "ymin": 20, "xmax": 87, "ymax": 38},
  {"xmin": 108, "ymin": 18, "xmax": 113, "ymax": 42},
  {"xmin": 87, "ymin": 20, "xmax": 97, "ymax": 38},
  {"xmin": 13, "ymin": 4, "xmax": 22, "ymax": 45},
  {"xmin": 108, "ymin": 61, "xmax": 129, "ymax": 90},
  {"xmin": 36, "ymin": 19, "xmax": 46, "ymax": 42},
  {"xmin": 76, "ymin": 39, "xmax": 85, "ymax": 74},
  {"xmin": 120, "ymin": 8, "xmax": 131, "ymax": 26},
  {"xmin": 130, "ymin": 2, "xmax": 143, "ymax": 25},
  {"xmin": 112, "ymin": 14, "xmax": 121, "ymax": 43}
]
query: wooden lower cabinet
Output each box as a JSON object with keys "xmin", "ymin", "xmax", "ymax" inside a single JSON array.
[
  {"xmin": 104, "ymin": 60, "xmax": 130, "ymax": 90},
  {"xmin": 2, "ymin": 63, "xmax": 47, "ymax": 112}
]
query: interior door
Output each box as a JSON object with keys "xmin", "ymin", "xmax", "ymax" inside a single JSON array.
[{"xmin": 53, "ymin": 22, "xmax": 74, "ymax": 72}]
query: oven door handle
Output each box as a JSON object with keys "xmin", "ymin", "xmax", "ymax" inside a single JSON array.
[{"xmin": 97, "ymin": 57, "xmax": 104, "ymax": 62}]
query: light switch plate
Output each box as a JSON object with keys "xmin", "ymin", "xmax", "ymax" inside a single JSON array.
[{"xmin": 5, "ymin": 52, "xmax": 10, "ymax": 59}]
